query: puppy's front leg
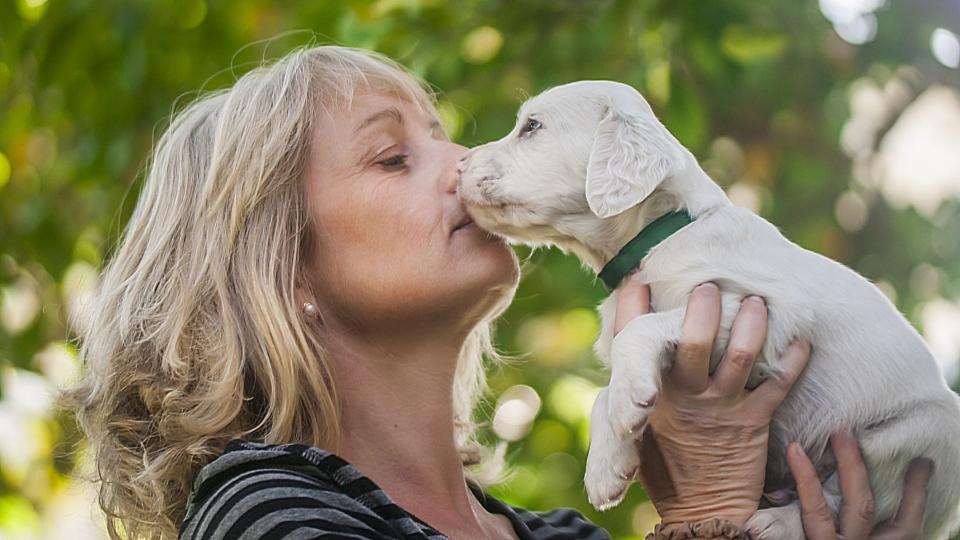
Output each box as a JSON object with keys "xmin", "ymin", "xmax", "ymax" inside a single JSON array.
[
  {"xmin": 585, "ymin": 387, "xmax": 641, "ymax": 510},
  {"xmin": 607, "ymin": 308, "xmax": 684, "ymax": 438}
]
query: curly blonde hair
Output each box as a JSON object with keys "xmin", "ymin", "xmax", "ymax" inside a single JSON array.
[{"xmin": 58, "ymin": 45, "xmax": 511, "ymax": 540}]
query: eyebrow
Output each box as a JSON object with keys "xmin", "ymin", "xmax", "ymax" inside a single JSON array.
[{"xmin": 354, "ymin": 107, "xmax": 403, "ymax": 135}]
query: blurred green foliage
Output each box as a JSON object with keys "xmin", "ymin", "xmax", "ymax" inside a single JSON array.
[{"xmin": 1, "ymin": 0, "xmax": 959, "ymax": 538}]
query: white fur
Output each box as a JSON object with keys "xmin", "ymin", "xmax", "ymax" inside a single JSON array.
[{"xmin": 458, "ymin": 80, "xmax": 960, "ymax": 539}]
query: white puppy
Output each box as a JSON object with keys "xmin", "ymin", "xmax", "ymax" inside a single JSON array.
[{"xmin": 457, "ymin": 80, "xmax": 960, "ymax": 539}]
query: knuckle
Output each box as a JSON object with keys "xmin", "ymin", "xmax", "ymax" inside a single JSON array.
[
  {"xmin": 677, "ymin": 339, "xmax": 711, "ymax": 360},
  {"xmin": 727, "ymin": 346, "xmax": 756, "ymax": 367},
  {"xmin": 801, "ymin": 510, "xmax": 833, "ymax": 532},
  {"xmin": 805, "ymin": 498, "xmax": 831, "ymax": 519},
  {"xmin": 845, "ymin": 495, "xmax": 875, "ymax": 523}
]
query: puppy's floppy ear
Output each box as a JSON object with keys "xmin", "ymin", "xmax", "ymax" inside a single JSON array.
[{"xmin": 585, "ymin": 89, "xmax": 683, "ymax": 218}]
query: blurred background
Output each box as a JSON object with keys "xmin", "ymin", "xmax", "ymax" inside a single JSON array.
[{"xmin": 1, "ymin": 0, "xmax": 959, "ymax": 538}]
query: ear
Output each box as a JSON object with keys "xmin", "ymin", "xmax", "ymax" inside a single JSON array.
[{"xmin": 585, "ymin": 98, "xmax": 683, "ymax": 218}]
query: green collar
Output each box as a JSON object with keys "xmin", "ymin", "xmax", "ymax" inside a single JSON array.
[{"xmin": 598, "ymin": 210, "xmax": 694, "ymax": 290}]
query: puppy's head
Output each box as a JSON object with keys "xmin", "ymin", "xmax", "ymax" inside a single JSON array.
[{"xmin": 458, "ymin": 81, "xmax": 685, "ymax": 247}]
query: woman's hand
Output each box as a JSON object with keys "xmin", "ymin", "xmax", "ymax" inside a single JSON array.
[
  {"xmin": 788, "ymin": 430, "xmax": 932, "ymax": 539},
  {"xmin": 614, "ymin": 277, "xmax": 811, "ymax": 526}
]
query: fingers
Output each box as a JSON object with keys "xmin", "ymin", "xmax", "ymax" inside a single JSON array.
[
  {"xmin": 750, "ymin": 339, "xmax": 811, "ymax": 414},
  {"xmin": 787, "ymin": 442, "xmax": 838, "ymax": 539},
  {"xmin": 789, "ymin": 438, "xmax": 930, "ymax": 540},
  {"xmin": 673, "ymin": 283, "xmax": 721, "ymax": 393},
  {"xmin": 711, "ymin": 296, "xmax": 767, "ymax": 396},
  {"xmin": 614, "ymin": 274, "xmax": 650, "ymax": 336},
  {"xmin": 790, "ymin": 438, "xmax": 931, "ymax": 540},
  {"xmin": 877, "ymin": 457, "xmax": 932, "ymax": 538},
  {"xmin": 895, "ymin": 458, "xmax": 932, "ymax": 530},
  {"xmin": 831, "ymin": 431, "xmax": 875, "ymax": 538}
]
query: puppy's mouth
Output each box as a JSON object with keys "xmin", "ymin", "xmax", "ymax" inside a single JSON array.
[{"xmin": 461, "ymin": 196, "xmax": 514, "ymax": 212}]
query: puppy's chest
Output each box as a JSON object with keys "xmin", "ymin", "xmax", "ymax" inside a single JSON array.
[
  {"xmin": 623, "ymin": 211, "xmax": 780, "ymax": 309},
  {"xmin": 630, "ymin": 256, "xmax": 711, "ymax": 313}
]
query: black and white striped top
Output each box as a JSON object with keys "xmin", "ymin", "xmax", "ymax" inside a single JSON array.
[{"xmin": 179, "ymin": 439, "xmax": 611, "ymax": 539}]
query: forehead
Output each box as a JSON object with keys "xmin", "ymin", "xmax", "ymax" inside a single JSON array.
[
  {"xmin": 325, "ymin": 91, "xmax": 435, "ymax": 126},
  {"xmin": 519, "ymin": 83, "xmax": 605, "ymax": 118},
  {"xmin": 312, "ymin": 91, "xmax": 442, "ymax": 154}
]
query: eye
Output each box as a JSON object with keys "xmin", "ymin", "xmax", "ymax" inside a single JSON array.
[
  {"xmin": 519, "ymin": 117, "xmax": 542, "ymax": 137},
  {"xmin": 377, "ymin": 153, "xmax": 408, "ymax": 170}
]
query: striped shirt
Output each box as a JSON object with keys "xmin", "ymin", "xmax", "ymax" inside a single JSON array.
[{"xmin": 179, "ymin": 439, "xmax": 612, "ymax": 540}]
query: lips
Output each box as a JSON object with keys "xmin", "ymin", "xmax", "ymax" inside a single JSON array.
[{"xmin": 452, "ymin": 215, "xmax": 474, "ymax": 233}]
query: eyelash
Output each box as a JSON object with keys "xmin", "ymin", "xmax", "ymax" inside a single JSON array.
[{"xmin": 377, "ymin": 153, "xmax": 408, "ymax": 170}]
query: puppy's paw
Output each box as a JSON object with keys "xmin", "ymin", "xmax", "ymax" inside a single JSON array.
[
  {"xmin": 607, "ymin": 327, "xmax": 663, "ymax": 437},
  {"xmin": 745, "ymin": 504, "xmax": 805, "ymax": 540},
  {"xmin": 585, "ymin": 388, "xmax": 641, "ymax": 510},
  {"xmin": 607, "ymin": 375, "xmax": 658, "ymax": 438}
]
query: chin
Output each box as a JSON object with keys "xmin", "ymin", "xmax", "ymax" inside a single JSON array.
[
  {"xmin": 476, "ymin": 246, "xmax": 519, "ymax": 287},
  {"xmin": 460, "ymin": 248, "xmax": 520, "ymax": 322},
  {"xmin": 491, "ymin": 240, "xmax": 521, "ymax": 285}
]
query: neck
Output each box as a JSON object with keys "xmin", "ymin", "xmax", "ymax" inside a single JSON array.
[
  {"xmin": 563, "ymin": 155, "xmax": 731, "ymax": 274},
  {"xmin": 326, "ymin": 320, "xmax": 490, "ymax": 534}
]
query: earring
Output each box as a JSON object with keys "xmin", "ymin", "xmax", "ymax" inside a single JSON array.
[{"xmin": 302, "ymin": 302, "xmax": 318, "ymax": 318}]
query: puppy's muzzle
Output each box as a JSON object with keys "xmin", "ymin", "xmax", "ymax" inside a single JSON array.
[{"xmin": 458, "ymin": 156, "xmax": 505, "ymax": 207}]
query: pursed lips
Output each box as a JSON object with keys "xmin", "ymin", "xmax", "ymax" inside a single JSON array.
[{"xmin": 451, "ymin": 215, "xmax": 474, "ymax": 234}]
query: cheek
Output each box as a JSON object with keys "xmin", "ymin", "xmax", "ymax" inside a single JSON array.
[
  {"xmin": 507, "ymin": 134, "xmax": 592, "ymax": 204},
  {"xmin": 310, "ymin": 187, "xmax": 448, "ymax": 320}
]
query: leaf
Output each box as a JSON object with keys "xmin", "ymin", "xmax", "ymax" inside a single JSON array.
[{"xmin": 720, "ymin": 25, "xmax": 788, "ymax": 63}]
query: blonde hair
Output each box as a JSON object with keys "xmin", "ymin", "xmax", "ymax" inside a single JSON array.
[{"xmin": 58, "ymin": 45, "xmax": 511, "ymax": 540}]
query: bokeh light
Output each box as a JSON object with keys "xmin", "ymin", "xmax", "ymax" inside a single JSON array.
[
  {"xmin": 492, "ymin": 384, "xmax": 542, "ymax": 441},
  {"xmin": 932, "ymin": 28, "xmax": 960, "ymax": 69}
]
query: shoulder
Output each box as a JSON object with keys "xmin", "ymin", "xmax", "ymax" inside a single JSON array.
[
  {"xmin": 468, "ymin": 484, "xmax": 610, "ymax": 540},
  {"xmin": 179, "ymin": 440, "xmax": 399, "ymax": 540},
  {"xmin": 513, "ymin": 506, "xmax": 611, "ymax": 540}
]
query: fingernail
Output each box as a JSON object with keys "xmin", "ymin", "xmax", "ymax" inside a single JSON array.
[
  {"xmin": 787, "ymin": 441, "xmax": 803, "ymax": 458},
  {"xmin": 831, "ymin": 430, "xmax": 857, "ymax": 448},
  {"xmin": 829, "ymin": 429, "xmax": 848, "ymax": 440},
  {"xmin": 915, "ymin": 457, "xmax": 934, "ymax": 475},
  {"xmin": 696, "ymin": 282, "xmax": 718, "ymax": 293},
  {"xmin": 745, "ymin": 295, "xmax": 765, "ymax": 307}
]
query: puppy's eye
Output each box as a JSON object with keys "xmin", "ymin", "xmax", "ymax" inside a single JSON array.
[{"xmin": 519, "ymin": 118, "xmax": 542, "ymax": 137}]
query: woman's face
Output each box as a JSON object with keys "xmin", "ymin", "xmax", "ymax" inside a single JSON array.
[{"xmin": 302, "ymin": 90, "xmax": 519, "ymax": 336}]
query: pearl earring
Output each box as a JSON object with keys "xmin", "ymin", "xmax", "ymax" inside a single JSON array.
[{"xmin": 302, "ymin": 302, "xmax": 318, "ymax": 318}]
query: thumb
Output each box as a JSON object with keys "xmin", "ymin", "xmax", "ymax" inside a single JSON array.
[{"xmin": 614, "ymin": 274, "xmax": 650, "ymax": 336}]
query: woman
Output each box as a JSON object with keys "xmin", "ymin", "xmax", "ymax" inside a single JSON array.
[{"xmin": 60, "ymin": 45, "xmax": 930, "ymax": 540}]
